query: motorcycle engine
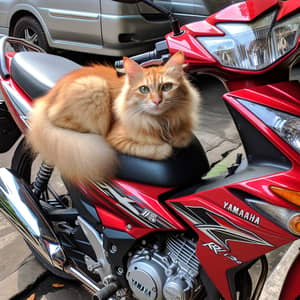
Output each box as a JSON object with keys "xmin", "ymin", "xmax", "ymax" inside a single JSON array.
[{"xmin": 126, "ymin": 235, "xmax": 201, "ymax": 300}]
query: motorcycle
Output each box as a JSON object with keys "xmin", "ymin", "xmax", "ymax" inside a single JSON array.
[{"xmin": 0, "ymin": 0, "xmax": 300, "ymax": 299}]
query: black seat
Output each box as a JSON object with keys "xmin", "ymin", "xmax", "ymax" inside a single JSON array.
[
  {"xmin": 11, "ymin": 52, "xmax": 210, "ymax": 187},
  {"xmin": 10, "ymin": 52, "xmax": 81, "ymax": 99},
  {"xmin": 117, "ymin": 136, "xmax": 209, "ymax": 187}
]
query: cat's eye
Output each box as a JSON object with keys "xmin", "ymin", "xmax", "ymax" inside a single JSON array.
[
  {"xmin": 161, "ymin": 82, "xmax": 173, "ymax": 92},
  {"xmin": 139, "ymin": 85, "xmax": 150, "ymax": 94}
]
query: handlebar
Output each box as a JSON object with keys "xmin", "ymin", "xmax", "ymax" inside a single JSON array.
[
  {"xmin": 115, "ymin": 40, "xmax": 170, "ymax": 69},
  {"xmin": 0, "ymin": 36, "xmax": 45, "ymax": 79}
]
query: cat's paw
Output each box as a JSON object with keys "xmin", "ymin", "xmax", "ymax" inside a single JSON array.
[
  {"xmin": 170, "ymin": 132, "xmax": 192, "ymax": 148},
  {"xmin": 152, "ymin": 143, "xmax": 173, "ymax": 160}
]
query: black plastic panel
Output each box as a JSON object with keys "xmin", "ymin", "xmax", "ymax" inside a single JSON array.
[
  {"xmin": 117, "ymin": 136, "xmax": 210, "ymax": 187},
  {"xmin": 0, "ymin": 102, "xmax": 20, "ymax": 153},
  {"xmin": 227, "ymin": 104, "xmax": 291, "ymax": 169}
]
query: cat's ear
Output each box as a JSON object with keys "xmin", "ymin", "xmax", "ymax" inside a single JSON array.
[
  {"xmin": 165, "ymin": 51, "xmax": 185, "ymax": 67},
  {"xmin": 164, "ymin": 51, "xmax": 185, "ymax": 78},
  {"xmin": 123, "ymin": 57, "xmax": 143, "ymax": 83}
]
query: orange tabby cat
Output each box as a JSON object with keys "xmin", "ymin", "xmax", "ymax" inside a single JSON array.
[{"xmin": 27, "ymin": 52, "xmax": 201, "ymax": 182}]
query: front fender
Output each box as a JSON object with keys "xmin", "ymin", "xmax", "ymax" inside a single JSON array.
[{"xmin": 279, "ymin": 248, "xmax": 300, "ymax": 300}]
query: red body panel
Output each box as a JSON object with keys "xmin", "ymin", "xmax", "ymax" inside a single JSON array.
[
  {"xmin": 165, "ymin": 0, "xmax": 300, "ymax": 88},
  {"xmin": 166, "ymin": 190, "xmax": 296, "ymax": 300},
  {"xmin": 279, "ymin": 254, "xmax": 300, "ymax": 300},
  {"xmin": 224, "ymin": 82, "xmax": 300, "ymax": 167},
  {"xmin": 0, "ymin": 77, "xmax": 31, "ymax": 133},
  {"xmin": 206, "ymin": 0, "xmax": 278, "ymax": 24},
  {"xmin": 77, "ymin": 180, "xmax": 186, "ymax": 239},
  {"xmin": 276, "ymin": 0, "xmax": 300, "ymax": 21}
]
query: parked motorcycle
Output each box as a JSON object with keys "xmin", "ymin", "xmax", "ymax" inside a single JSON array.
[{"xmin": 0, "ymin": 0, "xmax": 300, "ymax": 299}]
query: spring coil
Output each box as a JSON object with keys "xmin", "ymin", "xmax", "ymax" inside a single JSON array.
[{"xmin": 33, "ymin": 162, "xmax": 54, "ymax": 199}]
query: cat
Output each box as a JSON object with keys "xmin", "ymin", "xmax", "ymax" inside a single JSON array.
[{"xmin": 27, "ymin": 51, "xmax": 201, "ymax": 183}]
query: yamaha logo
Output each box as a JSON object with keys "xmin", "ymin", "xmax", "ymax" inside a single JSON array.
[
  {"xmin": 224, "ymin": 201, "xmax": 260, "ymax": 225},
  {"xmin": 131, "ymin": 278, "xmax": 152, "ymax": 298}
]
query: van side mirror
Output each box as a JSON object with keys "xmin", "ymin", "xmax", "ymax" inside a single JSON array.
[{"xmin": 113, "ymin": 0, "xmax": 182, "ymax": 36}]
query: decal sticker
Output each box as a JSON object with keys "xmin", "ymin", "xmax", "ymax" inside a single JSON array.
[
  {"xmin": 92, "ymin": 181, "xmax": 176, "ymax": 229},
  {"xmin": 171, "ymin": 202, "xmax": 273, "ymax": 253},
  {"xmin": 224, "ymin": 201, "xmax": 260, "ymax": 225},
  {"xmin": 202, "ymin": 242, "xmax": 242, "ymax": 264}
]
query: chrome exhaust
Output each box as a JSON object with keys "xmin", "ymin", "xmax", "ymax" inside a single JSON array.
[
  {"xmin": 0, "ymin": 168, "xmax": 102, "ymax": 294},
  {"xmin": 0, "ymin": 168, "xmax": 66, "ymax": 270}
]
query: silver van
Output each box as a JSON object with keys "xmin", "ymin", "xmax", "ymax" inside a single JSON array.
[{"xmin": 0, "ymin": 0, "xmax": 240, "ymax": 56}]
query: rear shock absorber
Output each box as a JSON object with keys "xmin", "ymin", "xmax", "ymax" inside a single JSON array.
[{"xmin": 33, "ymin": 161, "xmax": 53, "ymax": 200}]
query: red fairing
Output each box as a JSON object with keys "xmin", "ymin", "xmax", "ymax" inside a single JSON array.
[
  {"xmin": 224, "ymin": 82, "xmax": 300, "ymax": 165},
  {"xmin": 279, "ymin": 254, "xmax": 300, "ymax": 300},
  {"xmin": 0, "ymin": 54, "xmax": 33, "ymax": 133},
  {"xmin": 165, "ymin": 0, "xmax": 300, "ymax": 80},
  {"xmin": 206, "ymin": 0, "xmax": 278, "ymax": 24},
  {"xmin": 78, "ymin": 179, "xmax": 186, "ymax": 239},
  {"xmin": 166, "ymin": 183, "xmax": 296, "ymax": 300},
  {"xmin": 276, "ymin": 0, "xmax": 300, "ymax": 21},
  {"xmin": 163, "ymin": 81, "xmax": 300, "ymax": 300}
]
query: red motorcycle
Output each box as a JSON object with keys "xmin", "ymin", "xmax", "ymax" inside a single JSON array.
[{"xmin": 0, "ymin": 0, "xmax": 300, "ymax": 299}]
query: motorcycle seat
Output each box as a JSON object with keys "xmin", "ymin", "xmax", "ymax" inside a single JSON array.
[
  {"xmin": 10, "ymin": 52, "xmax": 81, "ymax": 99},
  {"xmin": 10, "ymin": 52, "xmax": 210, "ymax": 187},
  {"xmin": 117, "ymin": 136, "xmax": 210, "ymax": 187}
]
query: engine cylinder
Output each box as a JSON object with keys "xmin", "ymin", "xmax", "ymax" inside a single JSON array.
[{"xmin": 126, "ymin": 236, "xmax": 200, "ymax": 300}]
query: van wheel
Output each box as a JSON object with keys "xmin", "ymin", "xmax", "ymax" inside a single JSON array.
[{"xmin": 12, "ymin": 16, "xmax": 50, "ymax": 51}]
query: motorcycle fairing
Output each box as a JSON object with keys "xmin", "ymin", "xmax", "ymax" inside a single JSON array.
[
  {"xmin": 77, "ymin": 179, "xmax": 187, "ymax": 239},
  {"xmin": 166, "ymin": 188, "xmax": 296, "ymax": 300},
  {"xmin": 279, "ymin": 254, "xmax": 300, "ymax": 300},
  {"xmin": 165, "ymin": 0, "xmax": 300, "ymax": 75},
  {"xmin": 224, "ymin": 81, "xmax": 300, "ymax": 166},
  {"xmin": 162, "ymin": 81, "xmax": 300, "ymax": 299}
]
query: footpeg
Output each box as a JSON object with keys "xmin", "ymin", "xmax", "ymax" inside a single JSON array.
[{"xmin": 93, "ymin": 282, "xmax": 119, "ymax": 300}]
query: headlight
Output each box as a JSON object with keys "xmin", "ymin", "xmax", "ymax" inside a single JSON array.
[
  {"xmin": 238, "ymin": 99, "xmax": 300, "ymax": 153},
  {"xmin": 197, "ymin": 12, "xmax": 300, "ymax": 71}
]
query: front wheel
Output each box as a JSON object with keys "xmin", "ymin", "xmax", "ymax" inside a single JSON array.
[{"xmin": 11, "ymin": 138, "xmax": 73, "ymax": 280}]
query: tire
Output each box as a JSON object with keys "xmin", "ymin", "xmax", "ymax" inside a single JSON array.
[
  {"xmin": 12, "ymin": 16, "xmax": 50, "ymax": 51},
  {"xmin": 11, "ymin": 138, "xmax": 74, "ymax": 280}
]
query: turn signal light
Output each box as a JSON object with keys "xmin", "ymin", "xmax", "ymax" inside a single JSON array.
[
  {"xmin": 270, "ymin": 186, "xmax": 300, "ymax": 207},
  {"xmin": 288, "ymin": 215, "xmax": 300, "ymax": 235}
]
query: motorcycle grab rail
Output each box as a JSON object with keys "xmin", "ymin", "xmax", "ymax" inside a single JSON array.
[{"xmin": 0, "ymin": 35, "xmax": 45, "ymax": 79}]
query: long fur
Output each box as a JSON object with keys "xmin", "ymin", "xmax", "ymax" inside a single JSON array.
[{"xmin": 27, "ymin": 100, "xmax": 117, "ymax": 182}]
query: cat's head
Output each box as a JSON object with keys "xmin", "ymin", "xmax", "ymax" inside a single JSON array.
[{"xmin": 122, "ymin": 52, "xmax": 188, "ymax": 116}]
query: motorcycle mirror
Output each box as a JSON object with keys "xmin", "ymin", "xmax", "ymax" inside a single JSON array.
[{"xmin": 113, "ymin": 0, "xmax": 182, "ymax": 36}]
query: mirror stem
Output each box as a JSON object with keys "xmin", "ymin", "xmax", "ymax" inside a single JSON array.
[{"xmin": 143, "ymin": 0, "xmax": 182, "ymax": 36}]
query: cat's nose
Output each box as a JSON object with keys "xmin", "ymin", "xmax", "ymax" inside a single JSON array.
[{"xmin": 153, "ymin": 98, "xmax": 162, "ymax": 105}]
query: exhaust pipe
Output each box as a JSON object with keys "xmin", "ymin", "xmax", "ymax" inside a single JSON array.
[
  {"xmin": 0, "ymin": 168, "xmax": 105, "ymax": 294},
  {"xmin": 0, "ymin": 168, "xmax": 66, "ymax": 270}
]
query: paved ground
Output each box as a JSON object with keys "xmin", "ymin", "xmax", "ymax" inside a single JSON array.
[{"xmin": 0, "ymin": 62, "xmax": 297, "ymax": 299}]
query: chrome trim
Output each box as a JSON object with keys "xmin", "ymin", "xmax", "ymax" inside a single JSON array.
[
  {"xmin": 0, "ymin": 168, "xmax": 103, "ymax": 294},
  {"xmin": 77, "ymin": 216, "xmax": 112, "ymax": 281},
  {"xmin": 49, "ymin": 9, "xmax": 99, "ymax": 20},
  {"xmin": 245, "ymin": 198, "xmax": 300, "ymax": 235},
  {"xmin": 0, "ymin": 168, "xmax": 66, "ymax": 270},
  {"xmin": 140, "ymin": 58, "xmax": 164, "ymax": 68},
  {"xmin": 101, "ymin": 14, "xmax": 141, "ymax": 19},
  {"xmin": 65, "ymin": 265, "xmax": 101, "ymax": 293},
  {"xmin": 1, "ymin": 81, "xmax": 32, "ymax": 128}
]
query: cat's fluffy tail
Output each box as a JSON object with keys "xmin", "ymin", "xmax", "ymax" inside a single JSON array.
[{"xmin": 27, "ymin": 101, "xmax": 117, "ymax": 183}]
